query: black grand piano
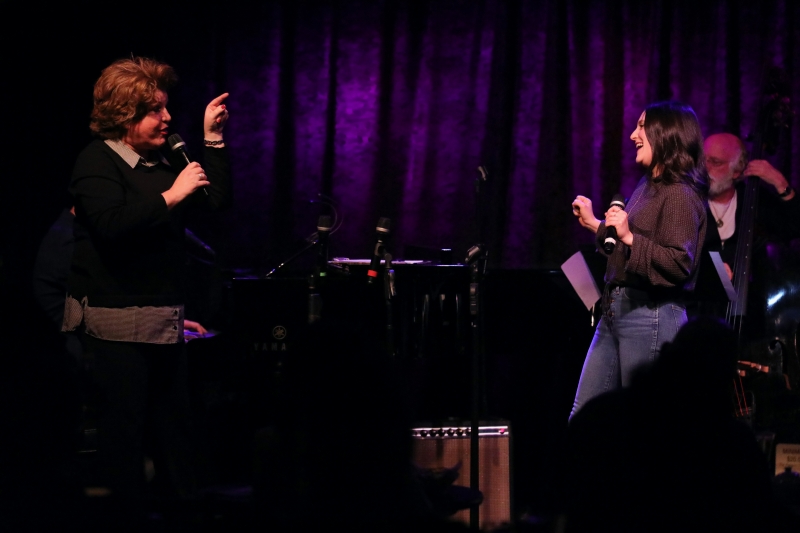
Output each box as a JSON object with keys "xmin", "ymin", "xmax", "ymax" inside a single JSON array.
[{"xmin": 189, "ymin": 255, "xmax": 595, "ymax": 509}]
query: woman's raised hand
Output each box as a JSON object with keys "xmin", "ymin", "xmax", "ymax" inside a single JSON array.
[
  {"xmin": 572, "ymin": 195, "xmax": 601, "ymax": 233},
  {"xmin": 204, "ymin": 93, "xmax": 230, "ymax": 139}
]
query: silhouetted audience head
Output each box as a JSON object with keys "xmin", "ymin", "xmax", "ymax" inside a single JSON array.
[
  {"xmin": 633, "ymin": 315, "xmax": 739, "ymax": 416},
  {"xmin": 563, "ymin": 317, "xmax": 799, "ymax": 532}
]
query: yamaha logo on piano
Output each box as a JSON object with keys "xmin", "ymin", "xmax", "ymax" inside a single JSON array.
[
  {"xmin": 251, "ymin": 325, "xmax": 290, "ymax": 352},
  {"xmin": 272, "ymin": 325, "xmax": 287, "ymax": 340},
  {"xmin": 252, "ymin": 341, "xmax": 289, "ymax": 352}
]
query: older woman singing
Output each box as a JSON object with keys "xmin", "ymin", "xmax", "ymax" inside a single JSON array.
[
  {"xmin": 570, "ymin": 101, "xmax": 707, "ymax": 419},
  {"xmin": 62, "ymin": 56, "xmax": 231, "ymax": 521}
]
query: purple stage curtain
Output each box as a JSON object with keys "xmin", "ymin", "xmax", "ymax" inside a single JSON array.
[
  {"xmin": 168, "ymin": 0, "xmax": 798, "ymax": 272},
  {"xmin": 7, "ymin": 1, "xmax": 800, "ymax": 276}
]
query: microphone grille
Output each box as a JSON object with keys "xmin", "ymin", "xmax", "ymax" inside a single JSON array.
[
  {"xmin": 167, "ymin": 134, "xmax": 186, "ymax": 151},
  {"xmin": 317, "ymin": 215, "xmax": 332, "ymax": 232},
  {"xmin": 610, "ymin": 193, "xmax": 627, "ymax": 208},
  {"xmin": 376, "ymin": 217, "xmax": 391, "ymax": 233}
]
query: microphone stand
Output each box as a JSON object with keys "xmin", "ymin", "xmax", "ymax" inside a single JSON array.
[
  {"xmin": 308, "ymin": 252, "xmax": 324, "ymax": 325},
  {"xmin": 264, "ymin": 241, "xmax": 317, "ymax": 278},
  {"xmin": 465, "ymin": 243, "xmax": 487, "ymax": 530},
  {"xmin": 267, "ymin": 210, "xmax": 335, "ymax": 280},
  {"xmin": 309, "ymin": 214, "xmax": 333, "ymax": 324},
  {"xmin": 383, "ymin": 252, "xmax": 397, "ymax": 357},
  {"xmin": 263, "ymin": 239, "xmax": 324, "ymax": 324},
  {"xmin": 466, "ymin": 165, "xmax": 489, "ymax": 530}
]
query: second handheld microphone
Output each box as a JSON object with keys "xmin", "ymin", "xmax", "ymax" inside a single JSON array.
[
  {"xmin": 367, "ymin": 217, "xmax": 391, "ymax": 283},
  {"xmin": 603, "ymin": 193, "xmax": 627, "ymax": 254},
  {"xmin": 316, "ymin": 215, "xmax": 332, "ymax": 278}
]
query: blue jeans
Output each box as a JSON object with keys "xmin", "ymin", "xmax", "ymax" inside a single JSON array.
[{"xmin": 570, "ymin": 285, "xmax": 687, "ymax": 419}]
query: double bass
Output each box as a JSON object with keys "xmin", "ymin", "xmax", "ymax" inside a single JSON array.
[{"xmin": 726, "ymin": 68, "xmax": 800, "ymax": 428}]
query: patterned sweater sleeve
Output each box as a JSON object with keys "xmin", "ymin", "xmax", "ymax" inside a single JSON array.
[{"xmin": 626, "ymin": 184, "xmax": 706, "ymax": 287}]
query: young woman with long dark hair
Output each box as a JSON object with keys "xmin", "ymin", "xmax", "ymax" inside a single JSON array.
[{"xmin": 569, "ymin": 101, "xmax": 708, "ymax": 418}]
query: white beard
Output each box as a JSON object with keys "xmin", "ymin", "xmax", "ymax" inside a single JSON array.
[{"xmin": 709, "ymin": 176, "xmax": 735, "ymax": 199}]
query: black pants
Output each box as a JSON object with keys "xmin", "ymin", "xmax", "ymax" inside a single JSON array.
[{"xmin": 83, "ymin": 334, "xmax": 196, "ymax": 504}]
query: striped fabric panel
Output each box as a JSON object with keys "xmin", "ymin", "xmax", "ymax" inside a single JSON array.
[{"xmin": 62, "ymin": 295, "xmax": 184, "ymax": 344}]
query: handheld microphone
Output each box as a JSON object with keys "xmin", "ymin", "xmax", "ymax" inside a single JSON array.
[
  {"xmin": 603, "ymin": 193, "xmax": 627, "ymax": 254},
  {"xmin": 367, "ymin": 217, "xmax": 391, "ymax": 284},
  {"xmin": 168, "ymin": 134, "xmax": 208, "ymax": 196},
  {"xmin": 316, "ymin": 215, "xmax": 332, "ymax": 278},
  {"xmin": 168, "ymin": 134, "xmax": 191, "ymax": 164}
]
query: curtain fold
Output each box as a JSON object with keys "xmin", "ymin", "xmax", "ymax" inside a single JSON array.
[{"xmin": 27, "ymin": 0, "xmax": 799, "ymax": 272}]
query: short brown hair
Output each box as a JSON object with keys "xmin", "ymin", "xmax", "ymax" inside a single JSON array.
[{"xmin": 89, "ymin": 57, "xmax": 177, "ymax": 139}]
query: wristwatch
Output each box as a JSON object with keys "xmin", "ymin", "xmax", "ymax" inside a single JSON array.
[{"xmin": 778, "ymin": 184, "xmax": 793, "ymax": 198}]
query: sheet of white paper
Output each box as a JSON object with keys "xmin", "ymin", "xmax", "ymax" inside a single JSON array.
[
  {"xmin": 561, "ymin": 251, "xmax": 602, "ymax": 311},
  {"xmin": 708, "ymin": 251, "xmax": 737, "ymax": 303}
]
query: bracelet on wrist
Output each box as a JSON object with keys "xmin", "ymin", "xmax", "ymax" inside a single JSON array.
[
  {"xmin": 204, "ymin": 139, "xmax": 225, "ymax": 146},
  {"xmin": 778, "ymin": 184, "xmax": 793, "ymax": 198}
]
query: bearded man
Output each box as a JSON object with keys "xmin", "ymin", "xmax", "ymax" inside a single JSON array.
[
  {"xmin": 698, "ymin": 133, "xmax": 800, "ymax": 406},
  {"xmin": 703, "ymin": 133, "xmax": 798, "ymax": 281}
]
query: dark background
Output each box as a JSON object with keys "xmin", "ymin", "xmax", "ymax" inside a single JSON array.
[
  {"xmin": 4, "ymin": 0, "xmax": 798, "ymax": 280},
  {"xmin": 1, "ymin": 0, "xmax": 798, "ymax": 520}
]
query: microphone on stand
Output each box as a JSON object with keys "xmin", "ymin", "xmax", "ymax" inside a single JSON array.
[
  {"xmin": 367, "ymin": 217, "xmax": 391, "ymax": 284},
  {"xmin": 168, "ymin": 134, "xmax": 208, "ymax": 196},
  {"xmin": 308, "ymin": 215, "xmax": 333, "ymax": 324},
  {"xmin": 316, "ymin": 215, "xmax": 332, "ymax": 279},
  {"xmin": 603, "ymin": 193, "xmax": 627, "ymax": 254}
]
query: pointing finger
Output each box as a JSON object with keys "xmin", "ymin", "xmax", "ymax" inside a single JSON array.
[{"xmin": 209, "ymin": 92, "xmax": 230, "ymax": 107}]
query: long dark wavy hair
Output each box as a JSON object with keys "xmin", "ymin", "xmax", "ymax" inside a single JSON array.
[{"xmin": 643, "ymin": 101, "xmax": 708, "ymax": 196}]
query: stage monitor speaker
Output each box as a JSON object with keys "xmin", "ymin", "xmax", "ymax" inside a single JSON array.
[{"xmin": 412, "ymin": 423, "xmax": 512, "ymax": 530}]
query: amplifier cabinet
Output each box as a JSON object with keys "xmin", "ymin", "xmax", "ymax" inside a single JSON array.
[{"xmin": 412, "ymin": 423, "xmax": 512, "ymax": 530}]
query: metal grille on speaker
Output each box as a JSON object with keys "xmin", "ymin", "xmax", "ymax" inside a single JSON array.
[{"xmin": 412, "ymin": 424, "xmax": 512, "ymax": 530}]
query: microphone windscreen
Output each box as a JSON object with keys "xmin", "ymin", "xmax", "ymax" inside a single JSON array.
[
  {"xmin": 318, "ymin": 215, "xmax": 333, "ymax": 232},
  {"xmin": 167, "ymin": 134, "xmax": 186, "ymax": 152},
  {"xmin": 376, "ymin": 217, "xmax": 391, "ymax": 234},
  {"xmin": 610, "ymin": 193, "xmax": 626, "ymax": 209}
]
